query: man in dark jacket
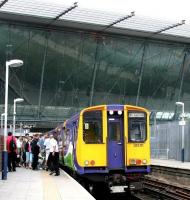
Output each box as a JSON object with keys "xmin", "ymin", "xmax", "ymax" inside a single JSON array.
[
  {"xmin": 31, "ymin": 134, "xmax": 40, "ymax": 170},
  {"xmin": 6, "ymin": 132, "xmax": 17, "ymax": 172}
]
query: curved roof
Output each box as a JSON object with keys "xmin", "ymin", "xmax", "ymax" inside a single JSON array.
[{"xmin": 0, "ymin": 0, "xmax": 190, "ymax": 43}]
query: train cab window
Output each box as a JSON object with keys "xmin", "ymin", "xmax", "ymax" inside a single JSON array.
[
  {"xmin": 128, "ymin": 112, "xmax": 147, "ymax": 142},
  {"xmin": 83, "ymin": 110, "xmax": 103, "ymax": 144}
]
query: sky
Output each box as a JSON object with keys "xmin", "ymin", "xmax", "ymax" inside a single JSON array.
[{"xmin": 44, "ymin": 0, "xmax": 190, "ymax": 23}]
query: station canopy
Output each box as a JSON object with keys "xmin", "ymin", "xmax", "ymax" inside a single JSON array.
[{"xmin": 0, "ymin": 0, "xmax": 190, "ymax": 128}]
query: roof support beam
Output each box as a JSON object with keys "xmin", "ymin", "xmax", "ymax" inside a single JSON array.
[
  {"xmin": 103, "ymin": 11, "xmax": 135, "ymax": 31},
  {"xmin": 38, "ymin": 35, "xmax": 48, "ymax": 119},
  {"xmin": 177, "ymin": 50, "xmax": 190, "ymax": 101},
  {"xmin": 136, "ymin": 44, "xmax": 146, "ymax": 106},
  {"xmin": 48, "ymin": 2, "xmax": 78, "ymax": 26},
  {"xmin": 0, "ymin": 0, "xmax": 8, "ymax": 8},
  {"xmin": 89, "ymin": 39, "xmax": 100, "ymax": 106},
  {"xmin": 154, "ymin": 20, "xmax": 185, "ymax": 34},
  {"xmin": 54, "ymin": 2, "xmax": 78, "ymax": 20}
]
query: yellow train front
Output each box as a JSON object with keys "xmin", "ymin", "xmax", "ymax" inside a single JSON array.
[{"xmin": 61, "ymin": 104, "xmax": 150, "ymax": 189}]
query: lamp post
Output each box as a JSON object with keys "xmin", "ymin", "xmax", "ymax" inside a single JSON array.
[
  {"xmin": 13, "ymin": 98, "xmax": 24, "ymax": 136},
  {"xmin": 2, "ymin": 59, "xmax": 23, "ymax": 180},
  {"xmin": 175, "ymin": 101, "xmax": 185, "ymax": 162}
]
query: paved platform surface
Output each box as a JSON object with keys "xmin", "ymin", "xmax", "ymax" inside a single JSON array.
[
  {"xmin": 0, "ymin": 168, "xmax": 95, "ymax": 200},
  {"xmin": 151, "ymin": 159, "xmax": 190, "ymax": 170}
]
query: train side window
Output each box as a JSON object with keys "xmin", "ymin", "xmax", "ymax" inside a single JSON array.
[
  {"xmin": 83, "ymin": 110, "xmax": 103, "ymax": 144},
  {"xmin": 128, "ymin": 112, "xmax": 147, "ymax": 142},
  {"xmin": 63, "ymin": 128, "xmax": 70, "ymax": 147}
]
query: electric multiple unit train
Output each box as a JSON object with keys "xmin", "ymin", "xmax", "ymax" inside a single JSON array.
[{"xmin": 53, "ymin": 104, "xmax": 150, "ymax": 190}]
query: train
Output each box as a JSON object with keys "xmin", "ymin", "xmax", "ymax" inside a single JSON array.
[{"xmin": 53, "ymin": 104, "xmax": 150, "ymax": 192}]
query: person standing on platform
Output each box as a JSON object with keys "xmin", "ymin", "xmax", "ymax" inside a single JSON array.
[
  {"xmin": 16, "ymin": 136, "xmax": 22, "ymax": 167},
  {"xmin": 44, "ymin": 134, "xmax": 50, "ymax": 170},
  {"xmin": 25, "ymin": 136, "xmax": 32, "ymax": 169},
  {"xmin": 31, "ymin": 134, "xmax": 40, "ymax": 170},
  {"xmin": 49, "ymin": 134, "xmax": 60, "ymax": 176},
  {"xmin": 6, "ymin": 132, "xmax": 17, "ymax": 172}
]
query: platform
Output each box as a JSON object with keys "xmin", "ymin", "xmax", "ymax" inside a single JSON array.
[
  {"xmin": 151, "ymin": 159, "xmax": 190, "ymax": 170},
  {"xmin": 0, "ymin": 168, "xmax": 95, "ymax": 200}
]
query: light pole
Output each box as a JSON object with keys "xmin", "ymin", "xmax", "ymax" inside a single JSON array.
[
  {"xmin": 175, "ymin": 101, "xmax": 185, "ymax": 162},
  {"xmin": 2, "ymin": 59, "xmax": 23, "ymax": 180},
  {"xmin": 13, "ymin": 98, "xmax": 24, "ymax": 136}
]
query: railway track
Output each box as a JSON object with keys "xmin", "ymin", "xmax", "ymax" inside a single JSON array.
[
  {"xmin": 143, "ymin": 177, "xmax": 190, "ymax": 200},
  {"xmin": 61, "ymin": 164, "xmax": 190, "ymax": 199}
]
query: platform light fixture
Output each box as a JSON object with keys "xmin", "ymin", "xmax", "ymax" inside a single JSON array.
[
  {"xmin": 13, "ymin": 98, "xmax": 24, "ymax": 136},
  {"xmin": 2, "ymin": 59, "xmax": 23, "ymax": 180}
]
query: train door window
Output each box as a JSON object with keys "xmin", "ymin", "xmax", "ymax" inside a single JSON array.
[
  {"xmin": 83, "ymin": 110, "xmax": 103, "ymax": 144},
  {"xmin": 109, "ymin": 122, "xmax": 121, "ymax": 142},
  {"xmin": 62, "ymin": 127, "xmax": 66, "ymax": 147},
  {"xmin": 72, "ymin": 122, "xmax": 77, "ymax": 149},
  {"xmin": 128, "ymin": 112, "xmax": 147, "ymax": 142}
]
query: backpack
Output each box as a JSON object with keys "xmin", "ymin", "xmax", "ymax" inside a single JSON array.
[{"xmin": 9, "ymin": 136, "xmax": 16, "ymax": 152}]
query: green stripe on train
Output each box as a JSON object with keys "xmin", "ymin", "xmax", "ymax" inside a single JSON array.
[{"xmin": 64, "ymin": 153, "xmax": 74, "ymax": 170}]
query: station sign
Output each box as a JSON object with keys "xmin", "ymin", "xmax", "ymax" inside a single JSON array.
[
  {"xmin": 129, "ymin": 112, "xmax": 145, "ymax": 118},
  {"xmin": 179, "ymin": 120, "xmax": 186, "ymax": 126}
]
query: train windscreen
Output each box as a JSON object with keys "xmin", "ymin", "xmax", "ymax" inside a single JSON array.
[
  {"xmin": 83, "ymin": 110, "xmax": 103, "ymax": 144},
  {"xmin": 128, "ymin": 112, "xmax": 147, "ymax": 142}
]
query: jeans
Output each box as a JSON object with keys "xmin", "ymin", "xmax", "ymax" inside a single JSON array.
[{"xmin": 26, "ymin": 152, "xmax": 33, "ymax": 164}]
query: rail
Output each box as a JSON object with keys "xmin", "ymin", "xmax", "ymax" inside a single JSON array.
[{"xmin": 143, "ymin": 177, "xmax": 190, "ymax": 200}]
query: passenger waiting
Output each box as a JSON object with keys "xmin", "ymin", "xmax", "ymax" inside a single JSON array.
[
  {"xmin": 6, "ymin": 132, "xmax": 17, "ymax": 172},
  {"xmin": 31, "ymin": 134, "xmax": 40, "ymax": 170},
  {"xmin": 49, "ymin": 134, "xmax": 60, "ymax": 176},
  {"xmin": 25, "ymin": 137, "xmax": 32, "ymax": 169},
  {"xmin": 44, "ymin": 134, "xmax": 50, "ymax": 171},
  {"xmin": 16, "ymin": 136, "xmax": 23, "ymax": 167}
]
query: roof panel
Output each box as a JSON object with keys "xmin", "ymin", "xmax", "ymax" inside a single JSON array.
[
  {"xmin": 115, "ymin": 16, "xmax": 174, "ymax": 33},
  {"xmin": 164, "ymin": 24, "xmax": 190, "ymax": 38},
  {"xmin": 1, "ymin": 0, "xmax": 67, "ymax": 18},
  {"xmin": 0, "ymin": 0, "xmax": 189, "ymax": 41},
  {"xmin": 61, "ymin": 7, "xmax": 123, "ymax": 26}
]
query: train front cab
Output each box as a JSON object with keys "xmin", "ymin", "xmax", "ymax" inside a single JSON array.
[
  {"xmin": 76, "ymin": 105, "xmax": 150, "ymax": 182},
  {"xmin": 107, "ymin": 105, "xmax": 150, "ymax": 174}
]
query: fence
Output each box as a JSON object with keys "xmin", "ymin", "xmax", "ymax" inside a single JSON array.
[{"xmin": 151, "ymin": 121, "xmax": 190, "ymax": 161}]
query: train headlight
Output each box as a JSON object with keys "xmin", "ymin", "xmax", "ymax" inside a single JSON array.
[
  {"xmin": 84, "ymin": 160, "xmax": 89, "ymax": 166},
  {"xmin": 109, "ymin": 110, "xmax": 114, "ymax": 115},
  {"xmin": 142, "ymin": 159, "xmax": 147, "ymax": 164},
  {"xmin": 118, "ymin": 110, "xmax": 122, "ymax": 115},
  {"xmin": 129, "ymin": 159, "xmax": 136, "ymax": 165}
]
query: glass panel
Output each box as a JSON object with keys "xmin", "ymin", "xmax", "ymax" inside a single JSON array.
[
  {"xmin": 83, "ymin": 110, "xmax": 103, "ymax": 144},
  {"xmin": 138, "ymin": 42, "xmax": 185, "ymax": 110},
  {"xmin": 1, "ymin": 20, "xmax": 190, "ymax": 123}
]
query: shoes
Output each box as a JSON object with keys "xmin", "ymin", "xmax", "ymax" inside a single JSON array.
[
  {"xmin": 49, "ymin": 171, "xmax": 55, "ymax": 175},
  {"xmin": 13, "ymin": 169, "xmax": 16, "ymax": 172},
  {"xmin": 54, "ymin": 174, "xmax": 60, "ymax": 176}
]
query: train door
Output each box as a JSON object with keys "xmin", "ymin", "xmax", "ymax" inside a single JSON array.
[{"xmin": 108, "ymin": 117, "xmax": 124, "ymax": 170}]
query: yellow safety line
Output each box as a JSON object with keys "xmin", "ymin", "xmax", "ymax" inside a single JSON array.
[{"xmin": 42, "ymin": 172, "xmax": 61, "ymax": 200}]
